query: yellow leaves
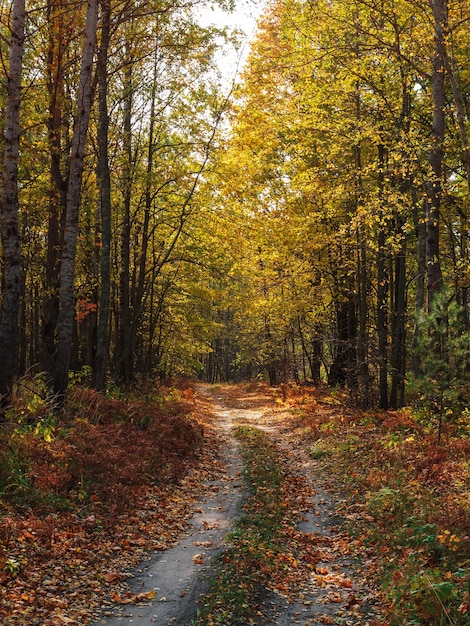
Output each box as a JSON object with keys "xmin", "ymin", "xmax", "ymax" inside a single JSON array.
[{"xmin": 436, "ymin": 530, "xmax": 461, "ymax": 549}]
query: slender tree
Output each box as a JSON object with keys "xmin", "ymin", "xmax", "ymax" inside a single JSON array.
[
  {"xmin": 0, "ymin": 0, "xmax": 26, "ymax": 408},
  {"xmin": 94, "ymin": 0, "xmax": 112, "ymax": 391},
  {"xmin": 53, "ymin": 0, "xmax": 99, "ymax": 398},
  {"xmin": 41, "ymin": 0, "xmax": 66, "ymax": 375},
  {"xmin": 426, "ymin": 0, "xmax": 446, "ymax": 306}
]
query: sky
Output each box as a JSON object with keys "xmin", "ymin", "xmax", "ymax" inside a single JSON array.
[
  {"xmin": 196, "ymin": 0, "xmax": 268, "ymax": 83},
  {"xmin": 199, "ymin": 0, "xmax": 266, "ymax": 34}
]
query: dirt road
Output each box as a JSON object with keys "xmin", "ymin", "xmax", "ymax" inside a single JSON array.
[{"xmin": 92, "ymin": 384, "xmax": 381, "ymax": 626}]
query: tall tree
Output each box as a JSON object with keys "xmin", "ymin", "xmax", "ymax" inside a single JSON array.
[
  {"xmin": 41, "ymin": 0, "xmax": 71, "ymax": 376},
  {"xmin": 53, "ymin": 0, "xmax": 99, "ymax": 398},
  {"xmin": 0, "ymin": 0, "xmax": 26, "ymax": 407},
  {"xmin": 425, "ymin": 0, "xmax": 446, "ymax": 306},
  {"xmin": 94, "ymin": 0, "xmax": 112, "ymax": 391}
]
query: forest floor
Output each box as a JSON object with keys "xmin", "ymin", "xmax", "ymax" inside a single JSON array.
[
  {"xmin": 90, "ymin": 383, "xmax": 382, "ymax": 626},
  {"xmin": 0, "ymin": 381, "xmax": 469, "ymax": 625}
]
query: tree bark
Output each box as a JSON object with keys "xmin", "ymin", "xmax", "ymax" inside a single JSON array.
[
  {"xmin": 132, "ymin": 50, "xmax": 158, "ymax": 378},
  {"xmin": 377, "ymin": 143, "xmax": 389, "ymax": 409},
  {"xmin": 426, "ymin": 0, "xmax": 446, "ymax": 306},
  {"xmin": 328, "ymin": 296, "xmax": 357, "ymax": 390},
  {"xmin": 115, "ymin": 59, "xmax": 133, "ymax": 384},
  {"xmin": 389, "ymin": 235, "xmax": 406, "ymax": 409},
  {"xmin": 41, "ymin": 0, "xmax": 68, "ymax": 377},
  {"xmin": 94, "ymin": 0, "xmax": 112, "ymax": 391},
  {"xmin": 53, "ymin": 0, "xmax": 98, "ymax": 398},
  {"xmin": 0, "ymin": 0, "xmax": 25, "ymax": 408}
]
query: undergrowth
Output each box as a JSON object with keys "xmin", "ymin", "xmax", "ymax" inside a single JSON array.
[
  {"xmin": 0, "ymin": 380, "xmax": 203, "ymax": 519},
  {"xmin": 0, "ymin": 378, "xmax": 213, "ymax": 625},
  {"xmin": 283, "ymin": 384, "xmax": 470, "ymax": 626}
]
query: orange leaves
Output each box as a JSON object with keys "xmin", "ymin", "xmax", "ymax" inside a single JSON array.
[
  {"xmin": 0, "ymin": 384, "xmax": 224, "ymax": 626},
  {"xmin": 192, "ymin": 553, "xmax": 204, "ymax": 564},
  {"xmin": 111, "ymin": 590, "xmax": 156, "ymax": 604},
  {"xmin": 202, "ymin": 520, "xmax": 220, "ymax": 530},
  {"xmin": 104, "ymin": 571, "xmax": 123, "ymax": 584},
  {"xmin": 283, "ymin": 384, "xmax": 470, "ymax": 626},
  {"xmin": 313, "ymin": 566, "xmax": 353, "ymax": 590},
  {"xmin": 74, "ymin": 297, "xmax": 97, "ymax": 325},
  {"xmin": 19, "ymin": 530, "xmax": 35, "ymax": 541},
  {"xmin": 50, "ymin": 613, "xmax": 76, "ymax": 625}
]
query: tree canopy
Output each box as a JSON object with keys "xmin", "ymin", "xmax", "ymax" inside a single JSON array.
[{"xmin": 0, "ymin": 0, "xmax": 469, "ymax": 419}]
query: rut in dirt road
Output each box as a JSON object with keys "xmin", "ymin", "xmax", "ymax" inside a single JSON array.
[
  {"xmin": 90, "ymin": 386, "xmax": 245, "ymax": 626},
  {"xmin": 196, "ymin": 385, "xmax": 382, "ymax": 626},
  {"xmin": 92, "ymin": 384, "xmax": 382, "ymax": 626}
]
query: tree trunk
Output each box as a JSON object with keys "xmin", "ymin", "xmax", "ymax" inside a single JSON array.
[
  {"xmin": 115, "ymin": 60, "xmax": 133, "ymax": 384},
  {"xmin": 133, "ymin": 50, "xmax": 157, "ymax": 378},
  {"xmin": 357, "ymin": 219, "xmax": 369, "ymax": 405},
  {"xmin": 41, "ymin": 0, "xmax": 67, "ymax": 377},
  {"xmin": 297, "ymin": 317, "xmax": 322, "ymax": 383},
  {"xmin": 328, "ymin": 296, "xmax": 357, "ymax": 390},
  {"xmin": 0, "ymin": 0, "xmax": 25, "ymax": 408},
  {"xmin": 53, "ymin": 0, "xmax": 98, "ymax": 399},
  {"xmin": 94, "ymin": 0, "xmax": 112, "ymax": 391},
  {"xmin": 426, "ymin": 0, "xmax": 446, "ymax": 306},
  {"xmin": 377, "ymin": 143, "xmax": 389, "ymax": 409},
  {"xmin": 389, "ymin": 234, "xmax": 406, "ymax": 409}
]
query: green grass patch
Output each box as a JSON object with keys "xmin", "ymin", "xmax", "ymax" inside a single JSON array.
[{"xmin": 190, "ymin": 425, "xmax": 292, "ymax": 625}]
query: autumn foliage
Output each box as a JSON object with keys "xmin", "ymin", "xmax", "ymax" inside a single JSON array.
[
  {"xmin": 281, "ymin": 384, "xmax": 470, "ymax": 625},
  {"xmin": 1, "ymin": 386, "xmax": 202, "ymax": 511},
  {"xmin": 0, "ymin": 384, "xmax": 208, "ymax": 624}
]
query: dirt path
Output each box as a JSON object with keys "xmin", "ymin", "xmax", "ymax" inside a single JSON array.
[{"xmin": 92, "ymin": 384, "xmax": 381, "ymax": 626}]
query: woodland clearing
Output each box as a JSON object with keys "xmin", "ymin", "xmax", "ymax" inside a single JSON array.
[{"xmin": 0, "ymin": 382, "xmax": 469, "ymax": 625}]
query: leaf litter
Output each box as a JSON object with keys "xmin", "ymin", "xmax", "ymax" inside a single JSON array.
[{"xmin": 0, "ymin": 382, "xmax": 386, "ymax": 625}]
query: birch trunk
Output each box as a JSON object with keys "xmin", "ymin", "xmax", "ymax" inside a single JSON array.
[{"xmin": 0, "ymin": 0, "xmax": 25, "ymax": 408}]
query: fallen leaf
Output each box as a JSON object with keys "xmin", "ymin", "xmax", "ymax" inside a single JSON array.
[
  {"xmin": 114, "ymin": 590, "xmax": 157, "ymax": 604},
  {"xmin": 104, "ymin": 571, "xmax": 123, "ymax": 584},
  {"xmin": 202, "ymin": 520, "xmax": 220, "ymax": 530}
]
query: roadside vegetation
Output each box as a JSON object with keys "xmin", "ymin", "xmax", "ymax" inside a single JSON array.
[
  {"xmin": 0, "ymin": 380, "xmax": 468, "ymax": 625},
  {"xmin": 282, "ymin": 385, "xmax": 470, "ymax": 626},
  {"xmin": 0, "ymin": 378, "xmax": 214, "ymax": 624},
  {"xmin": 191, "ymin": 425, "xmax": 303, "ymax": 625}
]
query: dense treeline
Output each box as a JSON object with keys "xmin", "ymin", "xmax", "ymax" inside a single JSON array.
[
  {"xmin": 0, "ymin": 0, "xmax": 469, "ymax": 420},
  {"xmin": 209, "ymin": 0, "xmax": 470, "ymax": 419},
  {"xmin": 0, "ymin": 0, "xmax": 236, "ymax": 404}
]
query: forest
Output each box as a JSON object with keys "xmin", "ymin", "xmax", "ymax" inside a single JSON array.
[
  {"xmin": 0, "ymin": 2, "xmax": 469, "ymax": 624},
  {"xmin": 0, "ymin": 0, "xmax": 469, "ymax": 415}
]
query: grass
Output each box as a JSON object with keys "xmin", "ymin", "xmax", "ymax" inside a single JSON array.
[{"xmin": 190, "ymin": 425, "xmax": 293, "ymax": 625}]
